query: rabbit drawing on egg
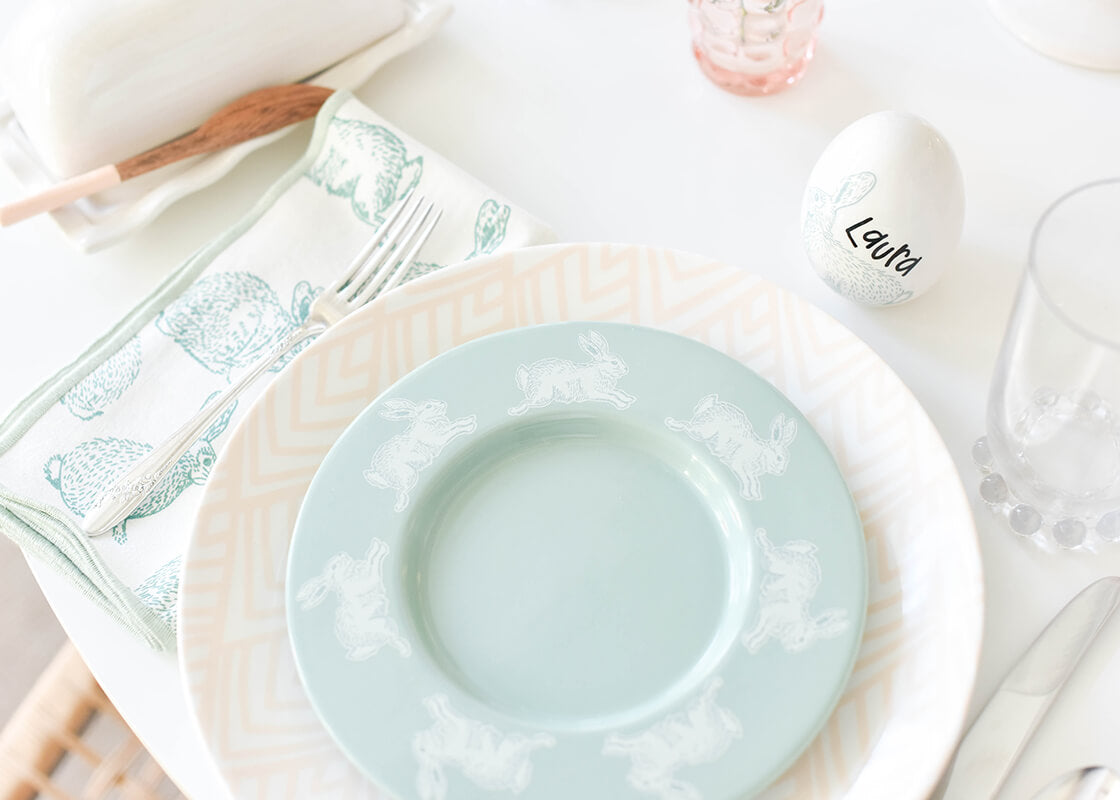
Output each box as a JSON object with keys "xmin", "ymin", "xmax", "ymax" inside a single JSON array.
[
  {"xmin": 508, "ymin": 331, "xmax": 636, "ymax": 416},
  {"xmin": 156, "ymin": 272, "xmax": 320, "ymax": 379},
  {"xmin": 802, "ymin": 172, "xmax": 913, "ymax": 306}
]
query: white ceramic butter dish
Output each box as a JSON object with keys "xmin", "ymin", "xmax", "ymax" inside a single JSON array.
[{"xmin": 0, "ymin": 0, "xmax": 450, "ymax": 252}]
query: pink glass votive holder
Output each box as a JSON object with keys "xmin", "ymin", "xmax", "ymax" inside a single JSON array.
[{"xmin": 689, "ymin": 0, "xmax": 824, "ymax": 96}]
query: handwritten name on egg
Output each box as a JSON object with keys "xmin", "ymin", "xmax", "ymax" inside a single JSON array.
[{"xmin": 844, "ymin": 217, "xmax": 922, "ymax": 276}]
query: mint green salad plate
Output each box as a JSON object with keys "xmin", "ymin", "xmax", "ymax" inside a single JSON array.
[{"xmin": 286, "ymin": 321, "xmax": 867, "ymax": 800}]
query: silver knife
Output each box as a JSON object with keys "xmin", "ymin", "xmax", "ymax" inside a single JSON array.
[{"xmin": 942, "ymin": 576, "xmax": 1120, "ymax": 800}]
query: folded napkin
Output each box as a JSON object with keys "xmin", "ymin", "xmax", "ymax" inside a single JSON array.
[{"xmin": 0, "ymin": 91, "xmax": 556, "ymax": 651}]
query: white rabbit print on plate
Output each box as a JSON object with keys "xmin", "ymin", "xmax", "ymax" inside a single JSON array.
[
  {"xmin": 665, "ymin": 394, "xmax": 797, "ymax": 501},
  {"xmin": 508, "ymin": 331, "xmax": 635, "ymax": 415},
  {"xmin": 412, "ymin": 694, "xmax": 556, "ymax": 800},
  {"xmin": 603, "ymin": 677, "xmax": 742, "ymax": 800},
  {"xmin": 744, "ymin": 529, "xmax": 850, "ymax": 654},
  {"xmin": 363, "ymin": 398, "xmax": 477, "ymax": 512},
  {"xmin": 295, "ymin": 537, "xmax": 411, "ymax": 660}
]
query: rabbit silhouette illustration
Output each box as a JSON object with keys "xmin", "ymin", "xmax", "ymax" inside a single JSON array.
[
  {"xmin": 603, "ymin": 677, "xmax": 742, "ymax": 800},
  {"xmin": 803, "ymin": 171, "xmax": 913, "ymax": 306},
  {"xmin": 665, "ymin": 394, "xmax": 797, "ymax": 501},
  {"xmin": 413, "ymin": 694, "xmax": 555, "ymax": 800},
  {"xmin": 296, "ymin": 537, "xmax": 410, "ymax": 660},
  {"xmin": 306, "ymin": 118, "xmax": 423, "ymax": 226},
  {"xmin": 156, "ymin": 272, "xmax": 320, "ymax": 379},
  {"xmin": 508, "ymin": 331, "xmax": 635, "ymax": 415},
  {"xmin": 60, "ymin": 336, "xmax": 142, "ymax": 420},
  {"xmin": 133, "ymin": 555, "xmax": 182, "ymax": 627},
  {"xmin": 742, "ymin": 528, "xmax": 849, "ymax": 654},
  {"xmin": 467, "ymin": 199, "xmax": 511, "ymax": 259},
  {"xmin": 396, "ymin": 198, "xmax": 513, "ymax": 282},
  {"xmin": 43, "ymin": 393, "xmax": 237, "ymax": 544},
  {"xmin": 363, "ymin": 399, "xmax": 477, "ymax": 512},
  {"xmin": 398, "ymin": 260, "xmax": 444, "ymax": 285}
]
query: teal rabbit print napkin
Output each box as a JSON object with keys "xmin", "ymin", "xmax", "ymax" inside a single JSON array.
[{"xmin": 0, "ymin": 91, "xmax": 556, "ymax": 651}]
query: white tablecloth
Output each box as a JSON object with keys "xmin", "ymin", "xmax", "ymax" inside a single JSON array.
[{"xmin": 2, "ymin": 0, "xmax": 1120, "ymax": 797}]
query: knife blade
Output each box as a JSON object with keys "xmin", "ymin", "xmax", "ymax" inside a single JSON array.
[{"xmin": 942, "ymin": 576, "xmax": 1120, "ymax": 800}]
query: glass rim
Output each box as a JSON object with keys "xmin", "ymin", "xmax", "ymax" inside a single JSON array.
[{"xmin": 1028, "ymin": 177, "xmax": 1120, "ymax": 351}]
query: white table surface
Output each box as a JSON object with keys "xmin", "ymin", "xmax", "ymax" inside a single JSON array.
[{"xmin": 2, "ymin": 1, "xmax": 1120, "ymax": 798}]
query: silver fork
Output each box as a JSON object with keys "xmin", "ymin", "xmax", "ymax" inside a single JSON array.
[{"xmin": 82, "ymin": 193, "xmax": 441, "ymax": 537}]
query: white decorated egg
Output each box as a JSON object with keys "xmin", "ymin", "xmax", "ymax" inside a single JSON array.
[{"xmin": 800, "ymin": 111, "xmax": 965, "ymax": 306}]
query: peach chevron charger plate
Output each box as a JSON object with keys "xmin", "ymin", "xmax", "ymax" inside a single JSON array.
[{"xmin": 179, "ymin": 243, "xmax": 983, "ymax": 800}]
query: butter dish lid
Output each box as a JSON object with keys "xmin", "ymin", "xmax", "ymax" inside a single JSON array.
[{"xmin": 0, "ymin": 0, "xmax": 406, "ymax": 178}]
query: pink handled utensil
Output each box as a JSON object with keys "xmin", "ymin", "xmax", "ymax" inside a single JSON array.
[{"xmin": 0, "ymin": 84, "xmax": 333, "ymax": 227}]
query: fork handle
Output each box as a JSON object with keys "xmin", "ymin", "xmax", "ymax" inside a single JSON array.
[{"xmin": 82, "ymin": 323, "xmax": 325, "ymax": 537}]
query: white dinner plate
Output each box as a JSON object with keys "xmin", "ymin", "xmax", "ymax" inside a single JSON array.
[{"xmin": 179, "ymin": 243, "xmax": 983, "ymax": 799}]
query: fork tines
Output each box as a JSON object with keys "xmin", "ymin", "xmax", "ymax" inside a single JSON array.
[{"xmin": 336, "ymin": 191, "xmax": 442, "ymax": 304}]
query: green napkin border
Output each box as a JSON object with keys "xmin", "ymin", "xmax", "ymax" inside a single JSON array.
[{"xmin": 0, "ymin": 90, "xmax": 352, "ymax": 651}]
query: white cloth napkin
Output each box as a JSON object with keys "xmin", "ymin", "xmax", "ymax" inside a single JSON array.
[{"xmin": 0, "ymin": 91, "xmax": 556, "ymax": 650}]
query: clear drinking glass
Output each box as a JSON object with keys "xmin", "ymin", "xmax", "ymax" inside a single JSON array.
[
  {"xmin": 688, "ymin": 0, "xmax": 824, "ymax": 96},
  {"xmin": 975, "ymin": 179, "xmax": 1120, "ymax": 550}
]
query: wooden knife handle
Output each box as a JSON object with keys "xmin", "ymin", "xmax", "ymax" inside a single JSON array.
[{"xmin": 116, "ymin": 84, "xmax": 334, "ymax": 180}]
